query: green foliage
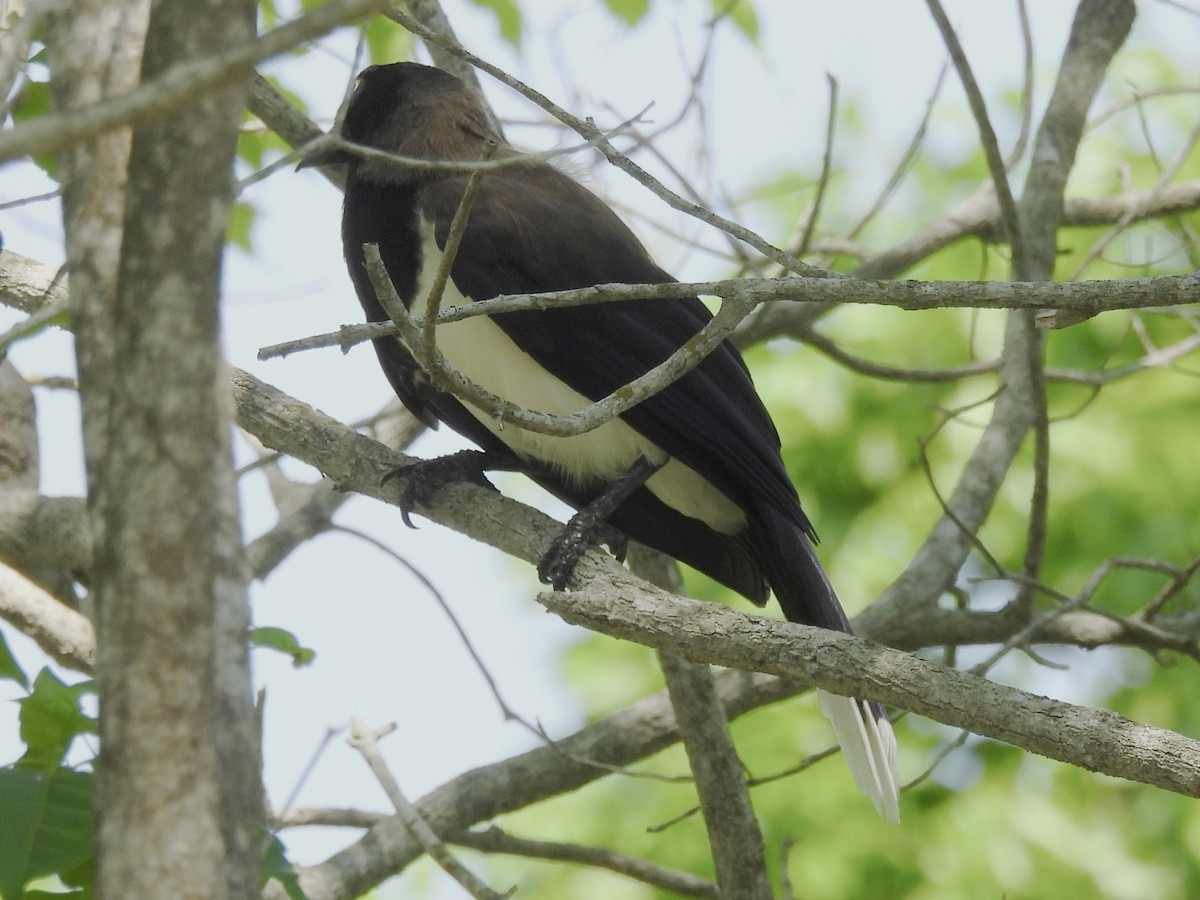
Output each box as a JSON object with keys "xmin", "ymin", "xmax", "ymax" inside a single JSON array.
[
  {"xmin": 261, "ymin": 833, "xmax": 309, "ymax": 899},
  {"xmin": 227, "ymin": 199, "xmax": 257, "ymax": 253},
  {"xmin": 250, "ymin": 625, "xmax": 317, "ymax": 668},
  {"xmin": 602, "ymin": 0, "xmax": 651, "ymax": 28},
  {"xmin": 712, "ymin": 0, "xmax": 759, "ymax": 43},
  {"xmin": 16, "ymin": 670, "xmax": 96, "ymax": 773},
  {"xmin": 7, "ymin": 78, "xmax": 56, "ymax": 179},
  {"xmin": 0, "ymin": 631, "xmax": 29, "ymax": 689},
  {"xmin": 238, "ymin": 116, "xmax": 296, "ymax": 171},
  {"xmin": 0, "ymin": 766, "xmax": 94, "ymax": 899},
  {"xmin": 465, "ymin": 0, "xmax": 523, "ymax": 46},
  {"xmin": 365, "ymin": 16, "xmax": 413, "ymax": 66},
  {"xmin": 0, "ymin": 307, "xmax": 72, "ymax": 352}
]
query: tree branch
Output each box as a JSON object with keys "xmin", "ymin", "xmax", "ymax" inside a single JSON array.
[
  {"xmin": 0, "ymin": 0, "xmax": 389, "ymax": 164},
  {"xmin": 347, "ymin": 716, "xmax": 513, "ymax": 900},
  {"xmin": 630, "ymin": 545, "xmax": 771, "ymax": 899},
  {"xmin": 453, "ymin": 826, "xmax": 719, "ymax": 899},
  {"xmin": 536, "ymin": 582, "xmax": 1200, "ymax": 799},
  {"xmin": 0, "ymin": 561, "xmax": 94, "ymax": 673},
  {"xmin": 259, "ymin": 269, "xmax": 1200, "ymax": 364},
  {"xmin": 924, "ymin": 0, "xmax": 1027, "ymax": 274}
]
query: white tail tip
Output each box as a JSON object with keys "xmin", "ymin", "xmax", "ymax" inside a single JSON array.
[{"xmin": 817, "ymin": 689, "xmax": 900, "ymax": 823}]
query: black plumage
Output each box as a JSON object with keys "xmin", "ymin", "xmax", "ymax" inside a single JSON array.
[{"xmin": 305, "ymin": 62, "xmax": 899, "ymax": 821}]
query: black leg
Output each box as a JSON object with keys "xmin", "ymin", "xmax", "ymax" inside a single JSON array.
[
  {"xmin": 538, "ymin": 456, "xmax": 662, "ymax": 590},
  {"xmin": 383, "ymin": 448, "xmax": 522, "ymax": 528}
]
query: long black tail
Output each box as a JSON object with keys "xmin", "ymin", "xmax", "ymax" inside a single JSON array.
[{"xmin": 751, "ymin": 506, "xmax": 901, "ymax": 823}]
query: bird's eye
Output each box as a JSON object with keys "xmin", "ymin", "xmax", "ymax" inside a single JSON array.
[{"xmin": 350, "ymin": 66, "xmax": 379, "ymax": 100}]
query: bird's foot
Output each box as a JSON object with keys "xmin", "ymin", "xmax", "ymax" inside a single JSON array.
[
  {"xmin": 538, "ymin": 512, "xmax": 629, "ymax": 591},
  {"xmin": 383, "ymin": 449, "xmax": 503, "ymax": 528},
  {"xmin": 537, "ymin": 456, "xmax": 661, "ymax": 590}
]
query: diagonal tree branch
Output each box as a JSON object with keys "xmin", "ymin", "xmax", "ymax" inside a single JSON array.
[{"xmin": 537, "ymin": 583, "xmax": 1200, "ymax": 799}]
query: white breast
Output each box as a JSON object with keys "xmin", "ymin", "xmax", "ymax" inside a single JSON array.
[{"xmin": 404, "ymin": 221, "xmax": 747, "ymax": 535}]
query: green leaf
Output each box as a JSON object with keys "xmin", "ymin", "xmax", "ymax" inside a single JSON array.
[
  {"xmin": 0, "ymin": 631, "xmax": 29, "ymax": 689},
  {"xmin": 261, "ymin": 833, "xmax": 308, "ymax": 899},
  {"xmin": 8, "ymin": 80, "xmax": 58, "ymax": 178},
  {"xmin": 603, "ymin": 0, "xmax": 651, "ymax": 27},
  {"xmin": 17, "ymin": 670, "xmax": 96, "ymax": 773},
  {"xmin": 365, "ymin": 16, "xmax": 413, "ymax": 65},
  {"xmin": 250, "ymin": 627, "xmax": 316, "ymax": 669},
  {"xmin": 1, "ymin": 308, "xmax": 72, "ymax": 352},
  {"xmin": 0, "ymin": 767, "xmax": 94, "ymax": 900},
  {"xmin": 465, "ymin": 0, "xmax": 523, "ymax": 46},
  {"xmin": 258, "ymin": 0, "xmax": 277, "ymax": 30},
  {"xmin": 227, "ymin": 199, "xmax": 256, "ymax": 252},
  {"xmin": 712, "ymin": 0, "xmax": 759, "ymax": 43}
]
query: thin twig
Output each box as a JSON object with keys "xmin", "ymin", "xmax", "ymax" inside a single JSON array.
[
  {"xmin": 1007, "ymin": 0, "xmax": 1035, "ymax": 169},
  {"xmin": 331, "ymin": 524, "xmax": 521, "ymax": 723},
  {"xmin": 1068, "ymin": 114, "xmax": 1200, "ymax": 280},
  {"xmin": 347, "ymin": 716, "xmax": 515, "ymax": 899},
  {"xmin": 924, "ymin": 0, "xmax": 1026, "ymax": 275},
  {"xmin": 418, "ymin": 140, "xmax": 499, "ymax": 366},
  {"xmin": 844, "ymin": 61, "xmax": 947, "ymax": 242},
  {"xmin": 257, "ymin": 269, "xmax": 1200, "ymax": 364},
  {"xmin": 365, "ymin": 242, "xmax": 758, "ymax": 439},
  {"xmin": 454, "ymin": 826, "xmax": 719, "ymax": 899},
  {"xmin": 793, "ymin": 74, "xmax": 838, "ymax": 260},
  {"xmin": 1016, "ymin": 359, "xmax": 1050, "ymax": 618},
  {"xmin": 902, "ymin": 729, "xmax": 971, "ymax": 792},
  {"xmin": 388, "ymin": 6, "xmax": 837, "ymax": 278}
]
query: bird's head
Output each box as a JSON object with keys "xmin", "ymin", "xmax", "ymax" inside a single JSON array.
[{"xmin": 299, "ymin": 63, "xmax": 502, "ymax": 186}]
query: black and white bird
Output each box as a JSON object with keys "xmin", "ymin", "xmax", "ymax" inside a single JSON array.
[{"xmin": 303, "ymin": 62, "xmax": 899, "ymax": 822}]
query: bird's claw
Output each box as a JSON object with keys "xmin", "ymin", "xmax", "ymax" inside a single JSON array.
[
  {"xmin": 538, "ymin": 510, "xmax": 628, "ymax": 590},
  {"xmin": 383, "ymin": 450, "xmax": 496, "ymax": 528}
]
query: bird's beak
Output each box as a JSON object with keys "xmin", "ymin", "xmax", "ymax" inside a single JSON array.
[{"xmin": 296, "ymin": 139, "xmax": 353, "ymax": 171}]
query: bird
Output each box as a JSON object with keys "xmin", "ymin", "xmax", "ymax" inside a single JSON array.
[{"xmin": 301, "ymin": 61, "xmax": 899, "ymax": 823}]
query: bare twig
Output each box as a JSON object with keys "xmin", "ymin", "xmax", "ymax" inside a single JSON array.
[
  {"xmin": 347, "ymin": 715, "xmax": 514, "ymax": 900},
  {"xmin": 1067, "ymin": 114, "xmax": 1200, "ymax": 282},
  {"xmin": 417, "ymin": 140, "xmax": 498, "ymax": 366},
  {"xmin": 1008, "ymin": 0, "xmax": 1035, "ymax": 169},
  {"xmin": 258, "ymin": 269, "xmax": 1200, "ymax": 364},
  {"xmin": 792, "ymin": 73, "xmax": 838, "ymax": 260},
  {"xmin": 274, "ymin": 806, "xmax": 387, "ymax": 830},
  {"xmin": 365, "ymin": 242, "xmax": 757, "ymax": 439},
  {"xmin": 454, "ymin": 826, "xmax": 719, "ymax": 899},
  {"xmin": 844, "ymin": 61, "xmax": 947, "ymax": 243},
  {"xmin": 924, "ymin": 0, "xmax": 1026, "ymax": 275},
  {"xmin": 388, "ymin": 7, "xmax": 836, "ymax": 279}
]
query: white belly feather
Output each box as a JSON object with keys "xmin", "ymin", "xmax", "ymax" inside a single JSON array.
[{"xmin": 405, "ymin": 222, "xmax": 747, "ymax": 535}]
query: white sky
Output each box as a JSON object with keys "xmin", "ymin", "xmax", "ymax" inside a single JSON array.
[{"xmin": 2, "ymin": 0, "xmax": 1197, "ymax": 892}]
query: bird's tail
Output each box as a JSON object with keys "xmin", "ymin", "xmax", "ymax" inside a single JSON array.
[
  {"xmin": 750, "ymin": 507, "xmax": 901, "ymax": 822},
  {"xmin": 817, "ymin": 690, "xmax": 900, "ymax": 823}
]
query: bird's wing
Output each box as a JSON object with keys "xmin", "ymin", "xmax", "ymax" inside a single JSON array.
[{"xmin": 420, "ymin": 165, "xmax": 814, "ymax": 538}]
